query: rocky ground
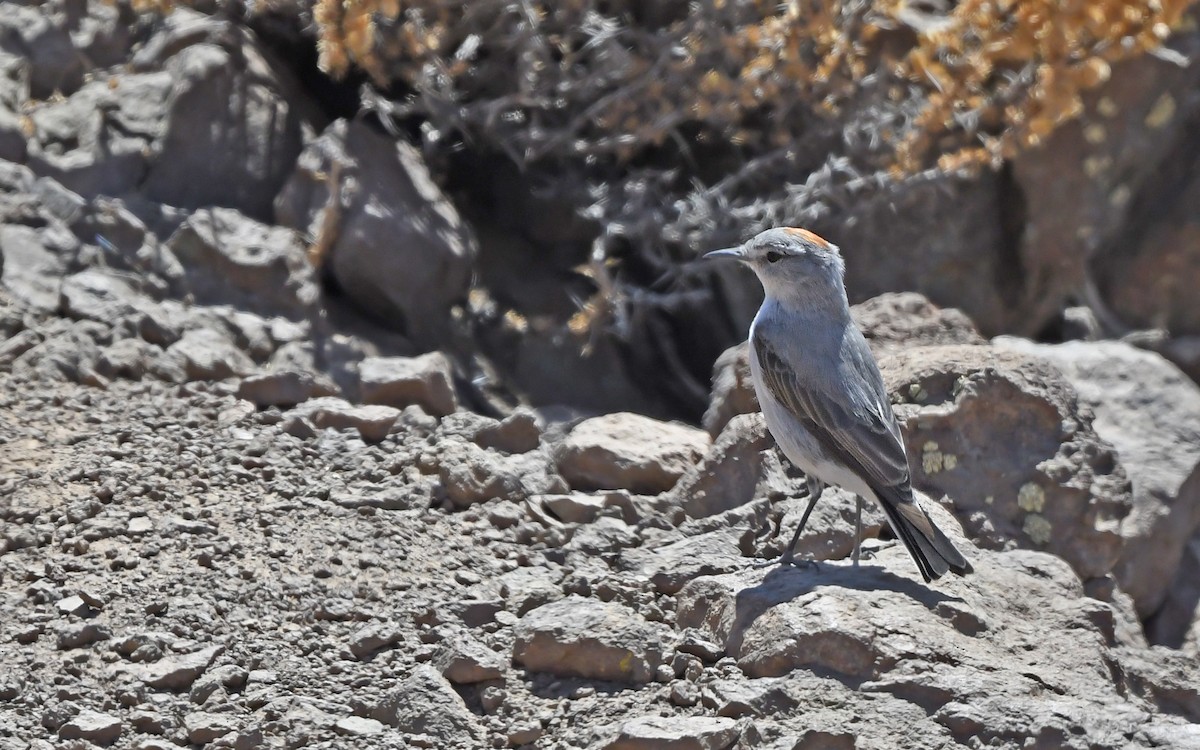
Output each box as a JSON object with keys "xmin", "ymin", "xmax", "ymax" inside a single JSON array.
[{"xmin": 3, "ymin": 1, "xmax": 1200, "ymax": 749}]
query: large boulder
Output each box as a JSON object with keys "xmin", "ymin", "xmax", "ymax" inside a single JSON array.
[
  {"xmin": 555, "ymin": 412, "xmax": 708, "ymax": 494},
  {"xmin": 881, "ymin": 344, "xmax": 1131, "ymax": 584},
  {"xmin": 138, "ymin": 13, "xmax": 323, "ymax": 219},
  {"xmin": 996, "ymin": 339, "xmax": 1200, "ymax": 619},
  {"xmin": 674, "ymin": 544, "xmax": 1200, "ymax": 747},
  {"xmin": 165, "ymin": 207, "xmax": 320, "ymax": 321},
  {"xmin": 275, "ymin": 118, "xmax": 476, "ymax": 349}
]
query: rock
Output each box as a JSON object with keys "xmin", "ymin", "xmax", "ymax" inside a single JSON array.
[
  {"xmin": 852, "ymin": 292, "xmax": 985, "ymax": 352},
  {"xmin": 166, "ymin": 207, "xmax": 320, "ymax": 320},
  {"xmin": 1040, "ymin": 10, "xmax": 1200, "ymax": 340},
  {"xmin": 0, "ymin": 330, "xmax": 41, "ymax": 369},
  {"xmin": 184, "ymin": 712, "xmax": 240, "ymax": 744},
  {"xmin": 497, "ymin": 567, "xmax": 563, "ymax": 616},
  {"xmin": 237, "ymin": 370, "xmax": 338, "ymax": 408},
  {"xmin": 119, "ymin": 645, "xmax": 223, "ymax": 690},
  {"xmin": 996, "ymin": 339, "xmax": 1200, "ymax": 618},
  {"xmin": 436, "ymin": 439, "xmax": 564, "ymax": 508},
  {"xmin": 139, "ymin": 18, "xmax": 321, "ymax": 220},
  {"xmin": 56, "ymin": 622, "xmax": 109, "ymax": 650},
  {"xmin": 433, "ymin": 631, "xmax": 505, "ymax": 684},
  {"xmin": 96, "ymin": 338, "xmax": 163, "ymax": 380},
  {"xmin": 334, "ymin": 716, "xmax": 385, "ymax": 736},
  {"xmin": 59, "ymin": 269, "xmax": 143, "ymax": 323},
  {"xmin": 0, "ymin": 107, "xmax": 24, "ymax": 164},
  {"xmin": 606, "ymin": 716, "xmax": 739, "ymax": 750},
  {"xmin": 556, "ymin": 412, "xmax": 708, "ymax": 494},
  {"xmin": 12, "ymin": 320, "xmax": 102, "ymax": 383},
  {"xmin": 22, "ymin": 71, "xmax": 163, "ymax": 197},
  {"xmin": 276, "ymin": 118, "xmax": 476, "ymax": 348},
  {"xmin": 538, "ymin": 493, "xmax": 608, "ymax": 524},
  {"xmin": 58, "ymin": 709, "xmax": 122, "ymax": 745},
  {"xmin": 672, "ymin": 413, "xmax": 785, "ymax": 520},
  {"xmin": 292, "ymin": 397, "xmax": 400, "ymax": 442},
  {"xmin": 348, "ymin": 623, "xmax": 404, "ymax": 659},
  {"xmin": 837, "ymin": 172, "xmax": 1016, "ymax": 336},
  {"xmin": 675, "ymin": 545, "xmax": 1199, "ymax": 746},
  {"xmin": 1, "ymin": 223, "xmax": 72, "ymax": 312},
  {"xmin": 881, "ymin": 344, "xmax": 1130, "ymax": 583},
  {"xmin": 0, "ymin": 5, "xmax": 83, "ymax": 99},
  {"xmin": 513, "ymin": 597, "xmax": 670, "ymax": 683},
  {"xmin": 620, "ymin": 527, "xmax": 748, "ymax": 595},
  {"xmin": 474, "ymin": 409, "xmax": 541, "ymax": 454},
  {"xmin": 1148, "ymin": 538, "xmax": 1200, "ymax": 653},
  {"xmin": 370, "ymin": 665, "xmax": 484, "ymax": 745},
  {"xmin": 358, "ymin": 353, "xmax": 458, "ymax": 416},
  {"xmin": 703, "ymin": 341, "xmax": 759, "ymax": 438},
  {"xmin": 165, "ymin": 329, "xmax": 255, "ymax": 382}
]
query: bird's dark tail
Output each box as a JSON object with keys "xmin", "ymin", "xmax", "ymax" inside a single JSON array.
[{"xmin": 877, "ymin": 492, "xmax": 972, "ymax": 583}]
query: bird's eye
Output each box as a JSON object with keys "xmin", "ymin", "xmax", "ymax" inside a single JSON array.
[{"xmin": 766, "ymin": 251, "xmax": 783, "ymax": 263}]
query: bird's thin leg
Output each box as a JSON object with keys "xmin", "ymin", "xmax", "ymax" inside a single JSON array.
[
  {"xmin": 852, "ymin": 494, "xmax": 862, "ymax": 567},
  {"xmin": 778, "ymin": 476, "xmax": 824, "ymax": 567}
]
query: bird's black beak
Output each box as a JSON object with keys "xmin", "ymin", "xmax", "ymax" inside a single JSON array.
[{"xmin": 703, "ymin": 247, "xmax": 745, "ymax": 261}]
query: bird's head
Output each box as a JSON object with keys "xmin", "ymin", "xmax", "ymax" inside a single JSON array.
[{"xmin": 705, "ymin": 227, "xmax": 845, "ymax": 303}]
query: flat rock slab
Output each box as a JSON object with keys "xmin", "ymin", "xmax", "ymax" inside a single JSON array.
[
  {"xmin": 114, "ymin": 644, "xmax": 223, "ymax": 690},
  {"xmin": 513, "ymin": 597, "xmax": 670, "ymax": 683},
  {"xmin": 606, "ymin": 716, "xmax": 739, "ymax": 750},
  {"xmin": 555, "ymin": 412, "xmax": 708, "ymax": 494},
  {"xmin": 59, "ymin": 709, "xmax": 123, "ymax": 744}
]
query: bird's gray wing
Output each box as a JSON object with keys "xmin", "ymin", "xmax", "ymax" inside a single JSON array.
[{"xmin": 753, "ymin": 332, "xmax": 910, "ymax": 491}]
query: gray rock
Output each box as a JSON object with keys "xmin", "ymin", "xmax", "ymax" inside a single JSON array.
[
  {"xmin": 556, "ymin": 412, "xmax": 708, "ymax": 494},
  {"xmin": 184, "ymin": 712, "xmax": 240, "ymax": 744},
  {"xmin": 606, "ymin": 716, "xmax": 739, "ymax": 750},
  {"xmin": 140, "ymin": 21, "xmax": 321, "ymax": 220},
  {"xmin": 0, "ymin": 106, "xmax": 24, "ymax": 165},
  {"xmin": 165, "ymin": 329, "xmax": 255, "ymax": 381},
  {"xmin": 433, "ymin": 631, "xmax": 505, "ymax": 684},
  {"xmin": 0, "ymin": 5, "xmax": 83, "ymax": 99},
  {"xmin": 620, "ymin": 527, "xmax": 748, "ymax": 596},
  {"xmin": 58, "ymin": 709, "xmax": 122, "ymax": 745},
  {"xmin": 703, "ymin": 341, "xmax": 759, "ymax": 438},
  {"xmin": 358, "ymin": 352, "xmax": 458, "ymax": 417},
  {"xmin": 881, "ymin": 344, "xmax": 1130, "ymax": 582},
  {"xmin": 348, "ymin": 623, "xmax": 404, "ymax": 660},
  {"xmin": 166, "ymin": 207, "xmax": 320, "ymax": 320},
  {"xmin": 538, "ymin": 492, "xmax": 609, "ymax": 523},
  {"xmin": 513, "ymin": 597, "xmax": 670, "ymax": 683},
  {"xmin": 672, "ymin": 413, "xmax": 786, "ymax": 520},
  {"xmin": 117, "ymin": 645, "xmax": 223, "ymax": 690},
  {"xmin": 237, "ymin": 370, "xmax": 338, "ymax": 408},
  {"xmin": 996, "ymin": 338, "xmax": 1200, "ymax": 618},
  {"xmin": 475, "ymin": 409, "xmax": 541, "ymax": 454},
  {"xmin": 436, "ymin": 439, "xmax": 563, "ymax": 508},
  {"xmin": 370, "ymin": 664, "xmax": 484, "ymax": 744},
  {"xmin": 276, "ymin": 118, "xmax": 475, "ymax": 347},
  {"xmin": 96, "ymin": 338, "xmax": 163, "ymax": 380},
  {"xmin": 334, "ymin": 716, "xmax": 385, "ymax": 736},
  {"xmin": 303, "ymin": 399, "xmax": 400, "ymax": 443},
  {"xmin": 497, "ymin": 567, "xmax": 563, "ymax": 616},
  {"xmin": 1, "ymin": 223, "xmax": 72, "ymax": 312},
  {"xmin": 59, "ymin": 269, "xmax": 143, "ymax": 323}
]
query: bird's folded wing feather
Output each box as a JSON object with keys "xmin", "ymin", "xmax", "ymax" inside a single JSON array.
[{"xmin": 753, "ymin": 334, "xmax": 910, "ymax": 491}]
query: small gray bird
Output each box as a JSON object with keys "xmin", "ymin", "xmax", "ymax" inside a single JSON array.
[{"xmin": 705, "ymin": 227, "xmax": 972, "ymax": 582}]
